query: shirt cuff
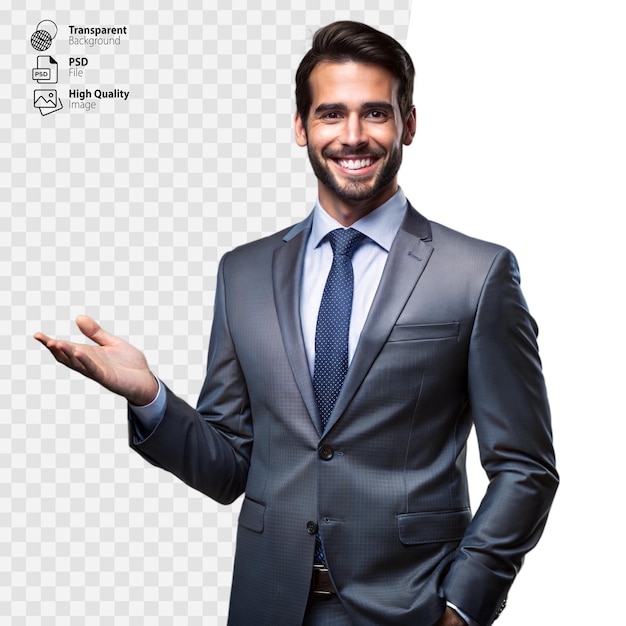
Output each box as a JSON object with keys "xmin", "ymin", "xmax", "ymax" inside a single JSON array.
[
  {"xmin": 128, "ymin": 378, "xmax": 166, "ymax": 440},
  {"xmin": 446, "ymin": 601, "xmax": 476, "ymax": 625}
]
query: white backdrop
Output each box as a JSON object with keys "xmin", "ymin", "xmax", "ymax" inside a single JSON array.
[{"xmin": 405, "ymin": 2, "xmax": 626, "ymax": 623}]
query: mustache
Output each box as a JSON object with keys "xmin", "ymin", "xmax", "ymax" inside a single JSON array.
[{"xmin": 322, "ymin": 147, "xmax": 386, "ymax": 159}]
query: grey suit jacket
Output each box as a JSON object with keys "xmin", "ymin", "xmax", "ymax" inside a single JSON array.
[{"xmin": 130, "ymin": 204, "xmax": 558, "ymax": 625}]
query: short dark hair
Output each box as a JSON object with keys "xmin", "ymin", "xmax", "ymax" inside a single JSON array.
[{"xmin": 295, "ymin": 21, "xmax": 415, "ymax": 124}]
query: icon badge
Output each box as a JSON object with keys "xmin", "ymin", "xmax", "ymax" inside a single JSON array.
[
  {"xmin": 30, "ymin": 20, "xmax": 58, "ymax": 51},
  {"xmin": 33, "ymin": 89, "xmax": 63, "ymax": 116},
  {"xmin": 32, "ymin": 55, "xmax": 58, "ymax": 84}
]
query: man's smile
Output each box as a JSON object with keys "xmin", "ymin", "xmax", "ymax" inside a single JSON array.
[{"xmin": 334, "ymin": 157, "xmax": 379, "ymax": 173}]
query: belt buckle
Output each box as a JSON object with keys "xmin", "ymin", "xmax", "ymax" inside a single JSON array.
[{"xmin": 312, "ymin": 564, "xmax": 335, "ymax": 597}]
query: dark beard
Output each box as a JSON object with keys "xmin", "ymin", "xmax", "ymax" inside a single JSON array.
[{"xmin": 307, "ymin": 145, "xmax": 403, "ymax": 203}]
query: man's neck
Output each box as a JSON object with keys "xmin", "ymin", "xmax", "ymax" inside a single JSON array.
[{"xmin": 317, "ymin": 181, "xmax": 399, "ymax": 226}]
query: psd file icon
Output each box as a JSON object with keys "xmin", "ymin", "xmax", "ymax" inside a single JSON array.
[{"xmin": 32, "ymin": 56, "xmax": 58, "ymax": 84}]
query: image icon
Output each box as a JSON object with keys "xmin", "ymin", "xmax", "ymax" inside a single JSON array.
[
  {"xmin": 30, "ymin": 20, "xmax": 58, "ymax": 51},
  {"xmin": 33, "ymin": 89, "xmax": 63, "ymax": 116},
  {"xmin": 34, "ymin": 89, "xmax": 56, "ymax": 108},
  {"xmin": 32, "ymin": 56, "xmax": 58, "ymax": 84}
]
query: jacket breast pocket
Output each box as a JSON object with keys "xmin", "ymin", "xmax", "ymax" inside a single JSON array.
[
  {"xmin": 397, "ymin": 508, "xmax": 471, "ymax": 545},
  {"xmin": 387, "ymin": 322, "xmax": 460, "ymax": 343},
  {"xmin": 238, "ymin": 497, "xmax": 265, "ymax": 533}
]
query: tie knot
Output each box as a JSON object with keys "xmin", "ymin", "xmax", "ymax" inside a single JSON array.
[{"xmin": 327, "ymin": 228, "xmax": 366, "ymax": 258}]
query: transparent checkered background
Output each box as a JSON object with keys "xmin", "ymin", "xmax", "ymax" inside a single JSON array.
[{"xmin": 1, "ymin": 1, "xmax": 412, "ymax": 623}]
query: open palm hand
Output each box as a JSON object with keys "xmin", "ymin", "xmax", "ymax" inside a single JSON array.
[{"xmin": 34, "ymin": 315, "xmax": 159, "ymax": 406}]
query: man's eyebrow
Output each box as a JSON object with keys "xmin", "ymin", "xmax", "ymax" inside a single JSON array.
[
  {"xmin": 313, "ymin": 103, "xmax": 348, "ymax": 116},
  {"xmin": 361, "ymin": 101, "xmax": 395, "ymax": 112},
  {"xmin": 313, "ymin": 101, "xmax": 395, "ymax": 116}
]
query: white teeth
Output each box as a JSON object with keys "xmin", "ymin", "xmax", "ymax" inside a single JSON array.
[{"xmin": 338, "ymin": 158, "xmax": 373, "ymax": 170}]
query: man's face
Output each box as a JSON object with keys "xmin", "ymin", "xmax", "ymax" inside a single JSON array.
[{"xmin": 295, "ymin": 61, "xmax": 416, "ymax": 224}]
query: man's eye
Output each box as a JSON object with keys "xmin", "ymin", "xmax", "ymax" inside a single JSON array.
[
  {"xmin": 322, "ymin": 111, "xmax": 342, "ymax": 119},
  {"xmin": 367, "ymin": 110, "xmax": 387, "ymax": 119}
]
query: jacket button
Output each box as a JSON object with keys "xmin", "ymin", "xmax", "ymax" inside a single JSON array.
[
  {"xmin": 318, "ymin": 444, "xmax": 334, "ymax": 460},
  {"xmin": 306, "ymin": 521, "xmax": 318, "ymax": 535}
]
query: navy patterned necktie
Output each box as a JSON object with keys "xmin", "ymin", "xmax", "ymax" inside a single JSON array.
[
  {"xmin": 312, "ymin": 228, "xmax": 366, "ymax": 565},
  {"xmin": 313, "ymin": 228, "xmax": 366, "ymax": 431}
]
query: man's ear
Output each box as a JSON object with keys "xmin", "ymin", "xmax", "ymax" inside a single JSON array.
[
  {"xmin": 294, "ymin": 111, "xmax": 308, "ymax": 147},
  {"xmin": 403, "ymin": 106, "xmax": 417, "ymax": 146}
]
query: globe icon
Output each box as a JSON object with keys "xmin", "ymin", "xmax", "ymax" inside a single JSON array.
[{"xmin": 31, "ymin": 29, "xmax": 52, "ymax": 51}]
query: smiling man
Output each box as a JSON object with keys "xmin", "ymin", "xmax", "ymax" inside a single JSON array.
[
  {"xmin": 294, "ymin": 61, "xmax": 415, "ymax": 224},
  {"xmin": 36, "ymin": 21, "xmax": 557, "ymax": 626}
]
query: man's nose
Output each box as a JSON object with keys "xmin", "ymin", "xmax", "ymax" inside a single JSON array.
[{"xmin": 339, "ymin": 113, "xmax": 368, "ymax": 147}]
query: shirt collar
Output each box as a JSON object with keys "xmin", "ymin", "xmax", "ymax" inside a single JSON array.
[{"xmin": 311, "ymin": 188, "xmax": 408, "ymax": 252}]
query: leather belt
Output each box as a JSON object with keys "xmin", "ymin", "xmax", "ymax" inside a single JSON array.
[{"xmin": 311, "ymin": 564, "xmax": 336, "ymax": 597}]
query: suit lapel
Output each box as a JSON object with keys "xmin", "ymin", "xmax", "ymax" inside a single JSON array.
[
  {"xmin": 272, "ymin": 205, "xmax": 434, "ymax": 437},
  {"xmin": 272, "ymin": 214, "xmax": 323, "ymax": 434},
  {"xmin": 325, "ymin": 205, "xmax": 434, "ymax": 433}
]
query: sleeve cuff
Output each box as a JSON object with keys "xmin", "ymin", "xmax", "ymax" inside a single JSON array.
[
  {"xmin": 446, "ymin": 601, "xmax": 476, "ymax": 625},
  {"xmin": 128, "ymin": 378, "xmax": 166, "ymax": 440}
]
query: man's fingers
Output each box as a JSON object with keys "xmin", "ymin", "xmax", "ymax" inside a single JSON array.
[
  {"xmin": 72, "ymin": 349, "xmax": 103, "ymax": 381},
  {"xmin": 75, "ymin": 315, "xmax": 115, "ymax": 347},
  {"xmin": 35, "ymin": 331, "xmax": 113, "ymax": 389},
  {"xmin": 38, "ymin": 339, "xmax": 76, "ymax": 369},
  {"xmin": 33, "ymin": 332, "xmax": 51, "ymax": 346},
  {"xmin": 35, "ymin": 333, "xmax": 93, "ymax": 373},
  {"xmin": 54, "ymin": 341, "xmax": 84, "ymax": 369},
  {"xmin": 35, "ymin": 319, "xmax": 115, "ymax": 351}
]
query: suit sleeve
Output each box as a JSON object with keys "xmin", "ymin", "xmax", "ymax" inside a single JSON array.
[
  {"xmin": 128, "ymin": 254, "xmax": 253, "ymax": 505},
  {"xmin": 442, "ymin": 248, "xmax": 559, "ymax": 625}
]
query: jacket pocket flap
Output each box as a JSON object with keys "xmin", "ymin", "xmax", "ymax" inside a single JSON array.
[
  {"xmin": 388, "ymin": 322, "xmax": 460, "ymax": 342},
  {"xmin": 397, "ymin": 508, "xmax": 471, "ymax": 545},
  {"xmin": 238, "ymin": 497, "xmax": 265, "ymax": 533}
]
